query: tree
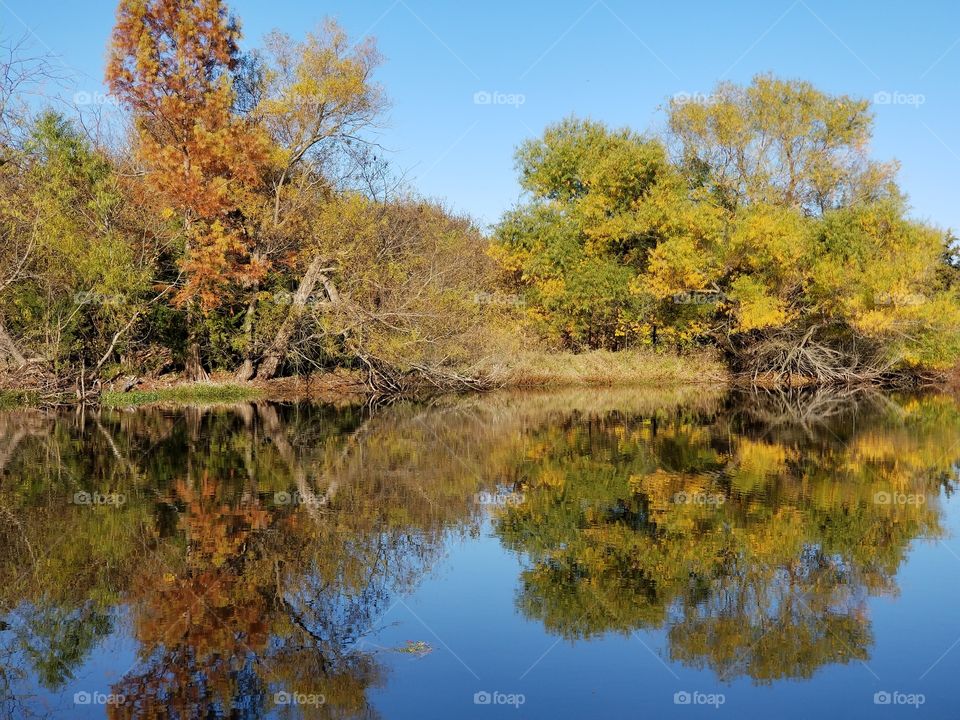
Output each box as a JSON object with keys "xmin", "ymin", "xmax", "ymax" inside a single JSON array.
[
  {"xmin": 0, "ymin": 38, "xmax": 61, "ymax": 372},
  {"xmin": 290, "ymin": 195, "xmax": 503, "ymax": 390},
  {"xmin": 493, "ymin": 78, "xmax": 960, "ymax": 382},
  {"xmin": 239, "ymin": 21, "xmax": 387, "ymax": 380},
  {"xmin": 107, "ymin": 0, "xmax": 273, "ymax": 378},
  {"xmin": 492, "ymin": 118, "xmax": 679, "ymax": 349},
  {"xmin": 0, "ymin": 110, "xmax": 155, "ymax": 401},
  {"xmin": 668, "ymin": 74, "xmax": 897, "ymax": 215}
]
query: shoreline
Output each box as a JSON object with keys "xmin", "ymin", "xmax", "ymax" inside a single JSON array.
[
  {"xmin": 0, "ymin": 349, "xmax": 730, "ymax": 409},
  {"xmin": 6, "ymin": 348, "xmax": 951, "ymax": 411}
]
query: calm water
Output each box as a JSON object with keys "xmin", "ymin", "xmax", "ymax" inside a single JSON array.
[{"xmin": 2, "ymin": 387, "xmax": 960, "ymax": 718}]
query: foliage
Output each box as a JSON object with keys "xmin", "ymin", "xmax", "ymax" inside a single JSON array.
[
  {"xmin": 0, "ymin": 110, "xmax": 153, "ymax": 384},
  {"xmin": 493, "ymin": 118, "xmax": 678, "ymax": 349},
  {"xmin": 3, "ymin": 12, "xmax": 960, "ymax": 397},
  {"xmin": 287, "ymin": 194, "xmax": 506, "ymax": 388},
  {"xmin": 0, "ymin": 3, "xmax": 507, "ymax": 399},
  {"xmin": 107, "ymin": 0, "xmax": 273, "ymax": 310},
  {"xmin": 493, "ymin": 77, "xmax": 960, "ymax": 382}
]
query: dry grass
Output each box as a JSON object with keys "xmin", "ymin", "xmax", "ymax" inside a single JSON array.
[
  {"xmin": 487, "ymin": 348, "xmax": 728, "ymax": 388},
  {"xmin": 1, "ymin": 350, "xmax": 726, "ymax": 410}
]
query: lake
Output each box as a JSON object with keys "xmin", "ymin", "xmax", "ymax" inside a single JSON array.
[{"xmin": 1, "ymin": 387, "xmax": 959, "ymax": 718}]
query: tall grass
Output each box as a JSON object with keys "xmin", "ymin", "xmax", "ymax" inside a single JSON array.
[{"xmin": 489, "ymin": 348, "xmax": 727, "ymax": 388}]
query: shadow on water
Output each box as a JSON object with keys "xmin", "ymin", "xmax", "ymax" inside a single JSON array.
[{"xmin": 0, "ymin": 385, "xmax": 958, "ymax": 717}]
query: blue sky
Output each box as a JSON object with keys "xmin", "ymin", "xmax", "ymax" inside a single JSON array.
[{"xmin": 2, "ymin": 0, "xmax": 958, "ymax": 231}]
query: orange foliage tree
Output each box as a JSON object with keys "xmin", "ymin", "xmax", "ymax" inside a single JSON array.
[{"xmin": 107, "ymin": 0, "xmax": 275, "ymax": 377}]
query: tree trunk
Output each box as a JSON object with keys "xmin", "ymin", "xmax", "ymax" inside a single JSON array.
[
  {"xmin": 234, "ymin": 294, "xmax": 258, "ymax": 381},
  {"xmin": 235, "ymin": 357, "xmax": 255, "ymax": 382},
  {"xmin": 256, "ymin": 255, "xmax": 336, "ymax": 380},
  {"xmin": 185, "ymin": 341, "xmax": 209, "ymax": 381},
  {"xmin": 182, "ymin": 301, "xmax": 210, "ymax": 381}
]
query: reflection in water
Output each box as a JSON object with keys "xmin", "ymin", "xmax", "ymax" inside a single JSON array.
[
  {"xmin": 0, "ymin": 388, "xmax": 958, "ymax": 717},
  {"xmin": 496, "ymin": 391, "xmax": 959, "ymax": 683}
]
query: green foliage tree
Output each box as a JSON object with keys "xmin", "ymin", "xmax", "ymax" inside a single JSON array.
[
  {"xmin": 493, "ymin": 118, "xmax": 678, "ymax": 349},
  {"xmin": 0, "ymin": 112, "xmax": 152, "ymax": 387},
  {"xmin": 494, "ymin": 77, "xmax": 960, "ymax": 382}
]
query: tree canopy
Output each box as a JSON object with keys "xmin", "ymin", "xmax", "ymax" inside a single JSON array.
[
  {"xmin": 1, "ymin": 5, "xmax": 959, "ymax": 401},
  {"xmin": 494, "ymin": 76, "xmax": 960, "ymax": 382}
]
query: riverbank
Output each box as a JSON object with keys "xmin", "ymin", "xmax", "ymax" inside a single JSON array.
[
  {"xmin": 0, "ymin": 349, "xmax": 728, "ymax": 409},
  {"xmin": 488, "ymin": 349, "xmax": 727, "ymax": 388}
]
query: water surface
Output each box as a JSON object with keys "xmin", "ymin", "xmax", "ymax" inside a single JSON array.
[{"xmin": 2, "ymin": 388, "xmax": 960, "ymax": 718}]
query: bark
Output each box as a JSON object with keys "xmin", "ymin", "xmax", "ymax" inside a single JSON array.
[
  {"xmin": 234, "ymin": 294, "xmax": 258, "ymax": 382},
  {"xmin": 184, "ymin": 303, "xmax": 209, "ymax": 382},
  {"xmin": 256, "ymin": 255, "xmax": 337, "ymax": 380},
  {"xmin": 185, "ymin": 341, "xmax": 209, "ymax": 382},
  {"xmin": 235, "ymin": 357, "xmax": 256, "ymax": 382}
]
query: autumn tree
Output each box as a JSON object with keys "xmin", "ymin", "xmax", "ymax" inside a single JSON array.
[
  {"xmin": 647, "ymin": 76, "xmax": 960, "ymax": 380},
  {"xmin": 286, "ymin": 194, "xmax": 504, "ymax": 390},
  {"xmin": 238, "ymin": 21, "xmax": 387, "ymax": 380},
  {"xmin": 668, "ymin": 74, "xmax": 897, "ymax": 215},
  {"xmin": 494, "ymin": 77, "xmax": 960, "ymax": 382},
  {"xmin": 107, "ymin": 0, "xmax": 273, "ymax": 379}
]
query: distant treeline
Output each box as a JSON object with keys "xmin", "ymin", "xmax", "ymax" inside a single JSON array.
[{"xmin": 1, "ymin": 0, "xmax": 958, "ymax": 402}]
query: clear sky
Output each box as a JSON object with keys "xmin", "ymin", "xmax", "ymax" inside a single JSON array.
[{"xmin": 2, "ymin": 0, "xmax": 958, "ymax": 231}]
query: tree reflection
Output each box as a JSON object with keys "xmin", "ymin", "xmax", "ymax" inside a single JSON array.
[
  {"xmin": 493, "ymin": 389, "xmax": 960, "ymax": 683},
  {"xmin": 0, "ymin": 387, "xmax": 958, "ymax": 717},
  {"xmin": 0, "ymin": 402, "xmax": 486, "ymax": 718}
]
